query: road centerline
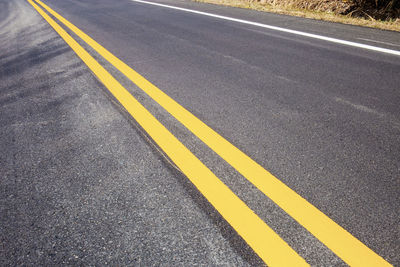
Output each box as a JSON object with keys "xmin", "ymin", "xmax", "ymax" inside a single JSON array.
[{"xmin": 27, "ymin": 0, "xmax": 309, "ymax": 265}]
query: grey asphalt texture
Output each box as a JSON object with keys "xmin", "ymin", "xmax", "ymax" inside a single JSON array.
[{"xmin": 1, "ymin": 0, "xmax": 399, "ymax": 265}]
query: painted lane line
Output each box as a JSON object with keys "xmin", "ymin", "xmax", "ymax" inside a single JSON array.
[
  {"xmin": 357, "ymin": 38, "xmax": 400, "ymax": 48},
  {"xmin": 33, "ymin": 0, "xmax": 393, "ymax": 265},
  {"xmin": 131, "ymin": 0, "xmax": 400, "ymax": 57},
  {"xmin": 28, "ymin": 0, "xmax": 309, "ymax": 265}
]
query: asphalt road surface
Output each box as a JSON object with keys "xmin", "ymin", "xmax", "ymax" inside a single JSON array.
[{"xmin": 1, "ymin": 0, "xmax": 399, "ymax": 265}]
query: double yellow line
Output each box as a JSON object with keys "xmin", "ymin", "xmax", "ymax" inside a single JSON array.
[{"xmin": 28, "ymin": 0, "xmax": 391, "ymax": 266}]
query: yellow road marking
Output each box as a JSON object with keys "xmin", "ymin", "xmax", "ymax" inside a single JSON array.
[
  {"xmin": 27, "ymin": 0, "xmax": 309, "ymax": 265},
  {"xmin": 32, "ymin": 0, "xmax": 393, "ymax": 266}
]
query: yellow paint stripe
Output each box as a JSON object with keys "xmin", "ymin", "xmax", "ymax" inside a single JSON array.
[
  {"xmin": 27, "ymin": 0, "xmax": 308, "ymax": 265},
  {"xmin": 32, "ymin": 0, "xmax": 393, "ymax": 266}
]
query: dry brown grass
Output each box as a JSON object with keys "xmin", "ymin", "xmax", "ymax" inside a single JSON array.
[{"xmin": 194, "ymin": 0, "xmax": 400, "ymax": 32}]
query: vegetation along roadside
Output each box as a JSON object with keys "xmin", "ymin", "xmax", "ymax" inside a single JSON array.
[{"xmin": 194, "ymin": 0, "xmax": 400, "ymax": 31}]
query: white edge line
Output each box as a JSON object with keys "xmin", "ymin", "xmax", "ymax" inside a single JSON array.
[
  {"xmin": 131, "ymin": 0, "xmax": 400, "ymax": 57},
  {"xmin": 357, "ymin": 38, "xmax": 400, "ymax": 48}
]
